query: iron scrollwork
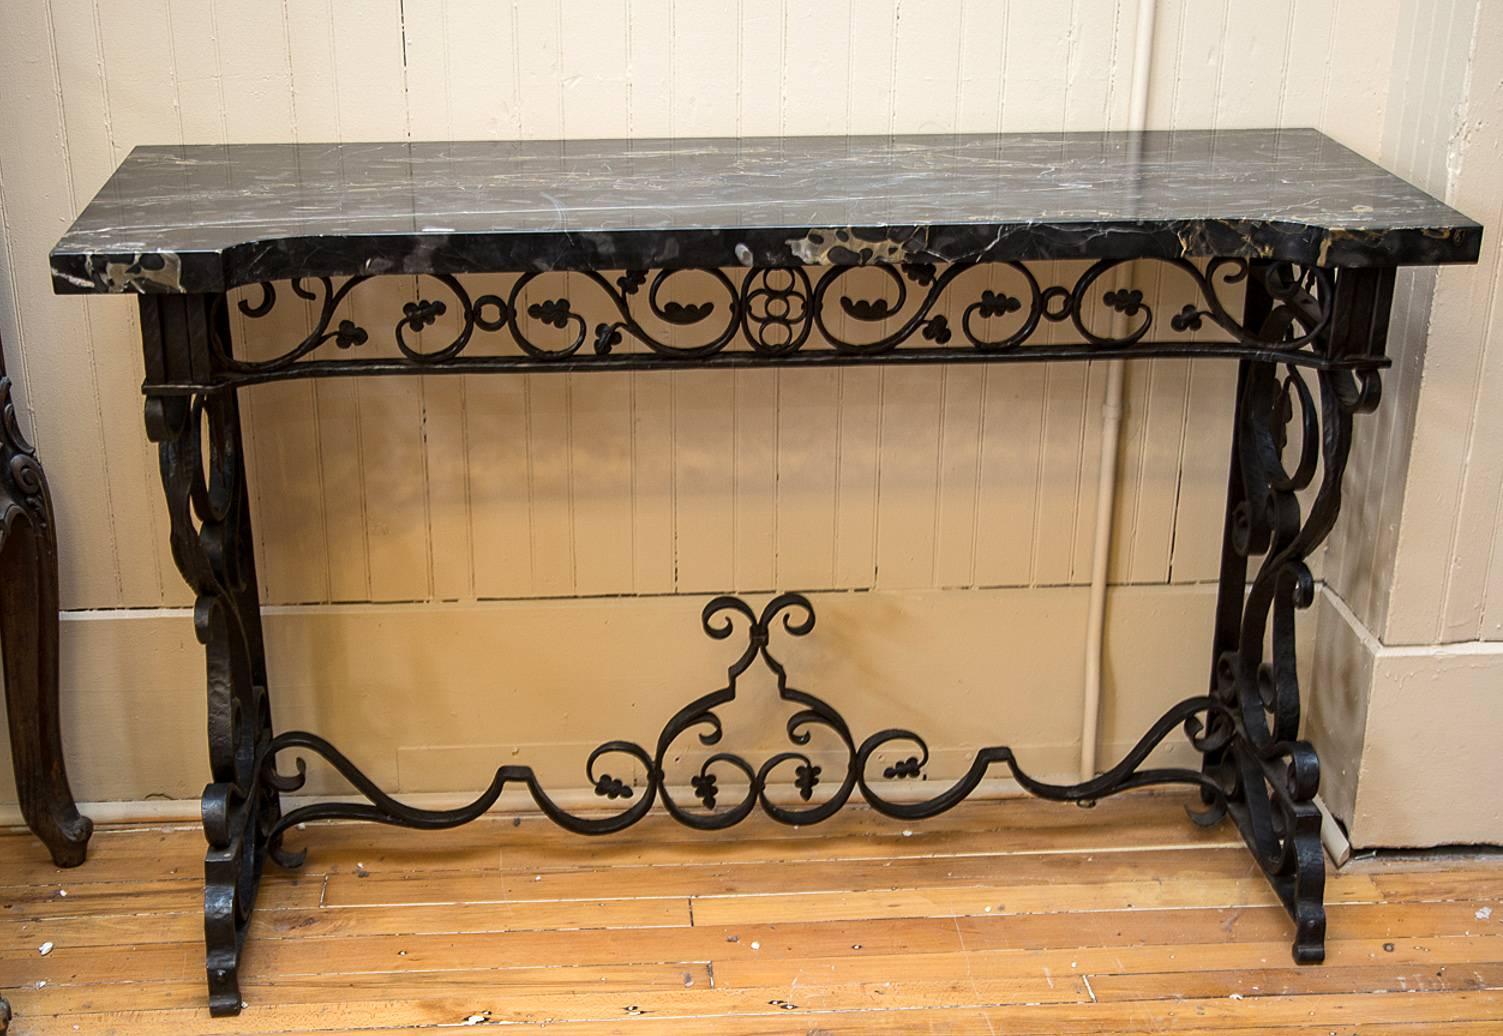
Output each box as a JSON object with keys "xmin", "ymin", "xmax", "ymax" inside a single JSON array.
[
  {"xmin": 145, "ymin": 380, "xmax": 282, "ymax": 1016},
  {"xmin": 254, "ymin": 592, "xmax": 1233, "ymax": 852},
  {"xmin": 207, "ymin": 258, "xmax": 1340, "ymax": 381},
  {"xmin": 1189, "ymin": 350, "xmax": 1380, "ymax": 964}
]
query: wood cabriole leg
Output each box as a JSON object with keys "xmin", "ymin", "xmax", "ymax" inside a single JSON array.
[
  {"xmin": 141, "ymin": 294, "xmax": 279, "ymax": 1018},
  {"xmin": 0, "ymin": 364, "xmax": 92, "ymax": 868}
]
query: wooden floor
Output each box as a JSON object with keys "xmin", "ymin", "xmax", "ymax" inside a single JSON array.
[{"xmin": 2, "ymin": 791, "xmax": 1502, "ymax": 1034}]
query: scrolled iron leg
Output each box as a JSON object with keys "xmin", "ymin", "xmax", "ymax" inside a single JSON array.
[
  {"xmin": 142, "ymin": 294, "xmax": 280, "ymax": 1017},
  {"xmin": 1196, "ymin": 265, "xmax": 1386, "ymax": 964},
  {"xmin": 0, "ymin": 369, "xmax": 91, "ymax": 868}
]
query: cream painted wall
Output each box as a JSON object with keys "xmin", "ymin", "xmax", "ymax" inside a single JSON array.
[
  {"xmin": 1309, "ymin": 0, "xmax": 1503, "ymax": 848},
  {"xmin": 0, "ymin": 0, "xmax": 1481, "ymax": 827}
]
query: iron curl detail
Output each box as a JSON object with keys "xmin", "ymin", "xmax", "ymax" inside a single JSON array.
[
  {"xmin": 219, "ymin": 274, "xmax": 513, "ymax": 371},
  {"xmin": 252, "ymin": 593, "xmax": 1239, "ymax": 853},
  {"xmin": 209, "ymin": 258, "xmax": 1338, "ymax": 375},
  {"xmin": 1197, "ymin": 351, "xmax": 1384, "ymax": 965},
  {"xmin": 144, "ymin": 371, "xmax": 281, "ymax": 1015}
]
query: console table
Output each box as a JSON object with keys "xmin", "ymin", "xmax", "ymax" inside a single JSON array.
[{"xmin": 50, "ymin": 129, "xmax": 1480, "ymax": 1017}]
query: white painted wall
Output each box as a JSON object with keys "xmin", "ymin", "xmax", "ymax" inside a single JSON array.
[
  {"xmin": 1310, "ymin": 0, "xmax": 1503, "ymax": 847},
  {"xmin": 0, "ymin": 0, "xmax": 1490, "ymax": 840}
]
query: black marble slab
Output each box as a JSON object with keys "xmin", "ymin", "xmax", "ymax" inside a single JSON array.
[{"xmin": 51, "ymin": 129, "xmax": 1481, "ymax": 295}]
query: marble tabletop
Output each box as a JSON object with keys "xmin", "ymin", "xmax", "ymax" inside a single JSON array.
[{"xmin": 51, "ymin": 129, "xmax": 1481, "ymax": 295}]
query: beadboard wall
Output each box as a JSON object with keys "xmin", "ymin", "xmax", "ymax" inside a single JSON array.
[
  {"xmin": 1309, "ymin": 0, "xmax": 1503, "ymax": 848},
  {"xmin": 0, "ymin": 0, "xmax": 1487, "ymax": 817}
]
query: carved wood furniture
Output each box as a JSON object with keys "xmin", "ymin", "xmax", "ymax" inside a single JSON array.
[
  {"xmin": 0, "ymin": 335, "xmax": 91, "ymax": 868},
  {"xmin": 0, "ymin": 328, "xmax": 92, "ymax": 1036},
  {"xmin": 49, "ymin": 129, "xmax": 1481, "ymax": 1016}
]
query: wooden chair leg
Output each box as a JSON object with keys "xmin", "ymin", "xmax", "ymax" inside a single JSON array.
[{"xmin": 1, "ymin": 374, "xmax": 90, "ymax": 867}]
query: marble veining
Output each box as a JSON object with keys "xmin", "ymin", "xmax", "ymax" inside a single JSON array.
[{"xmin": 50, "ymin": 129, "xmax": 1481, "ymax": 295}]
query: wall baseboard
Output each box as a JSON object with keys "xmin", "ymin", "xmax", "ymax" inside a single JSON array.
[{"xmin": 1312, "ymin": 588, "xmax": 1503, "ymax": 849}]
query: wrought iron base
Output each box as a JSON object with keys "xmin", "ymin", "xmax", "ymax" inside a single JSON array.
[
  {"xmin": 137, "ymin": 260, "xmax": 1394, "ymax": 1016},
  {"xmin": 190, "ymin": 591, "xmax": 1325, "ymax": 1016}
]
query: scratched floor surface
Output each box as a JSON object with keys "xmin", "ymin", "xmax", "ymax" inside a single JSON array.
[{"xmin": 3, "ymin": 790, "xmax": 1503, "ymax": 1034}]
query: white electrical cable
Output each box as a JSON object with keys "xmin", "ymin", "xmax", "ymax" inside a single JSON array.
[{"xmin": 1080, "ymin": 0, "xmax": 1157, "ymax": 782}]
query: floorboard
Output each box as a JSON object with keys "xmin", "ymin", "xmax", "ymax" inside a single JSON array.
[{"xmin": 2, "ymin": 790, "xmax": 1501, "ymax": 1034}]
